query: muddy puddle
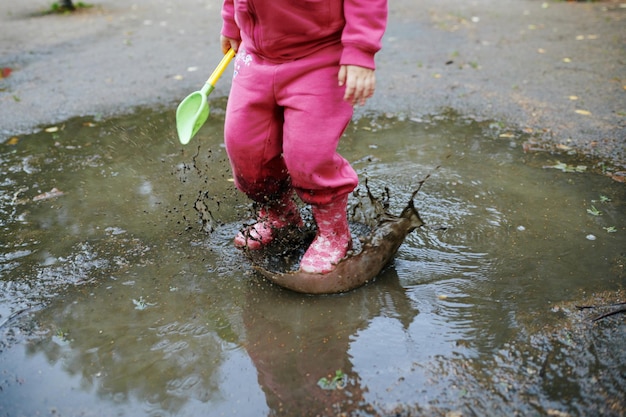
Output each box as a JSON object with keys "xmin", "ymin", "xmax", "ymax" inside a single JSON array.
[{"xmin": 0, "ymin": 106, "xmax": 624, "ymax": 416}]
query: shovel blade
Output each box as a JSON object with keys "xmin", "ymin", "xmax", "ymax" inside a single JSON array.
[
  {"xmin": 175, "ymin": 50, "xmax": 234, "ymax": 145},
  {"xmin": 176, "ymin": 92, "xmax": 209, "ymax": 145}
]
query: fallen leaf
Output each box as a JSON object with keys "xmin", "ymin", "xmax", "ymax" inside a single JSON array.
[
  {"xmin": 523, "ymin": 141, "xmax": 545, "ymax": 153},
  {"xmin": 547, "ymin": 408, "xmax": 571, "ymax": 417},
  {"xmin": 33, "ymin": 187, "xmax": 65, "ymax": 202},
  {"xmin": 0, "ymin": 67, "xmax": 12, "ymax": 79},
  {"xmin": 173, "ymin": 74, "xmax": 184, "ymax": 80},
  {"xmin": 568, "ymin": 95, "xmax": 578, "ymax": 101},
  {"xmin": 499, "ymin": 133, "xmax": 515, "ymax": 138},
  {"xmin": 611, "ymin": 171, "xmax": 626, "ymax": 183},
  {"xmin": 575, "ymin": 109, "xmax": 591, "ymax": 116},
  {"xmin": 538, "ymin": 48, "xmax": 546, "ymax": 54},
  {"xmin": 45, "ymin": 126, "xmax": 59, "ymax": 133},
  {"xmin": 543, "ymin": 161, "xmax": 587, "ymax": 173},
  {"xmin": 563, "ymin": 57, "xmax": 572, "ymax": 63},
  {"xmin": 5, "ymin": 137, "xmax": 19, "ymax": 145},
  {"xmin": 587, "ymin": 205, "xmax": 602, "ymax": 216}
]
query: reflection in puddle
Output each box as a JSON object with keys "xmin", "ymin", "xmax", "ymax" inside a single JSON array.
[{"xmin": 0, "ymin": 108, "xmax": 624, "ymax": 416}]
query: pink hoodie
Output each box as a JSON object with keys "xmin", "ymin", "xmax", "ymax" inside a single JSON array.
[{"xmin": 221, "ymin": 0, "xmax": 387, "ymax": 69}]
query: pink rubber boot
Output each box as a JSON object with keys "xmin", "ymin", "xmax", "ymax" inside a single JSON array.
[
  {"xmin": 234, "ymin": 196, "xmax": 303, "ymax": 250},
  {"xmin": 299, "ymin": 195, "xmax": 352, "ymax": 274}
]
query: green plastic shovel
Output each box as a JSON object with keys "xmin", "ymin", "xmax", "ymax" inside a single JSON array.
[{"xmin": 176, "ymin": 48, "xmax": 235, "ymax": 145}]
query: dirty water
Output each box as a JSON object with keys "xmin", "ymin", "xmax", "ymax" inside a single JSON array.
[{"xmin": 0, "ymin": 105, "xmax": 624, "ymax": 417}]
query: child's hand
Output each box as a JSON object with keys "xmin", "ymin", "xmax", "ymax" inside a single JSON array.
[
  {"xmin": 221, "ymin": 35, "xmax": 240, "ymax": 54},
  {"xmin": 338, "ymin": 65, "xmax": 376, "ymax": 106}
]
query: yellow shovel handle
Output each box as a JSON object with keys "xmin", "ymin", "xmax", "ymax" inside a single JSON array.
[{"xmin": 207, "ymin": 49, "xmax": 236, "ymax": 88}]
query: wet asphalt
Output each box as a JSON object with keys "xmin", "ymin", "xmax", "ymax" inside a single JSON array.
[{"xmin": 0, "ymin": 0, "xmax": 624, "ymax": 169}]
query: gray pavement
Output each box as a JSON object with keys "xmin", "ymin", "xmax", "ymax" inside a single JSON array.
[{"xmin": 1, "ymin": 0, "xmax": 625, "ymax": 169}]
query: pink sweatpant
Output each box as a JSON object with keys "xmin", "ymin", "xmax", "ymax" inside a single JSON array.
[{"xmin": 224, "ymin": 44, "xmax": 358, "ymax": 206}]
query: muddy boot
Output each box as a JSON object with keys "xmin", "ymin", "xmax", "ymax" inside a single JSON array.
[
  {"xmin": 299, "ymin": 195, "xmax": 352, "ymax": 274},
  {"xmin": 234, "ymin": 196, "xmax": 303, "ymax": 250}
]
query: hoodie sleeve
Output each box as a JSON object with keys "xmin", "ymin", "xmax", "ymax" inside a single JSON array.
[
  {"xmin": 340, "ymin": 0, "xmax": 388, "ymax": 69},
  {"xmin": 221, "ymin": 0, "xmax": 241, "ymax": 41}
]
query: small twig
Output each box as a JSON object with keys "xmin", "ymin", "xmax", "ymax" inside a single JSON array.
[
  {"xmin": 592, "ymin": 307, "xmax": 626, "ymax": 322},
  {"xmin": 575, "ymin": 301, "xmax": 626, "ymax": 311},
  {"xmin": 573, "ymin": 301, "xmax": 626, "ymax": 322},
  {"xmin": 0, "ymin": 305, "xmax": 42, "ymax": 329}
]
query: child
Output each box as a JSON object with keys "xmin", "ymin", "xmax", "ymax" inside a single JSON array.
[{"xmin": 220, "ymin": 0, "xmax": 387, "ymax": 274}]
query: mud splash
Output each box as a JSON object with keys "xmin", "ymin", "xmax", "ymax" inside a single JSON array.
[{"xmin": 249, "ymin": 184, "xmax": 426, "ymax": 294}]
